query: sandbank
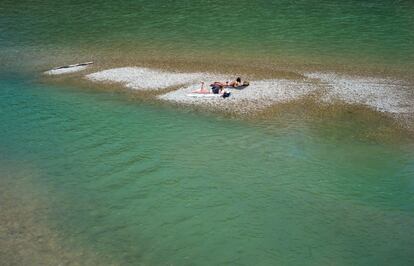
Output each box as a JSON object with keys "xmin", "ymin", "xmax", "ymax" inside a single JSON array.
[
  {"xmin": 49, "ymin": 66, "xmax": 414, "ymax": 127},
  {"xmin": 158, "ymin": 79, "xmax": 316, "ymax": 113},
  {"xmin": 86, "ymin": 67, "xmax": 226, "ymax": 90},
  {"xmin": 305, "ymin": 72, "xmax": 414, "ymax": 114}
]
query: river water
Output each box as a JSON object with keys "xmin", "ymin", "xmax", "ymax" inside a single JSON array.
[
  {"xmin": 1, "ymin": 0, "xmax": 414, "ymax": 75},
  {"xmin": 1, "ymin": 1, "xmax": 414, "ymax": 265}
]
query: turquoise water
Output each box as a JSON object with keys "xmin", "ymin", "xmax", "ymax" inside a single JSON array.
[
  {"xmin": 1, "ymin": 75, "xmax": 414, "ymax": 265},
  {"xmin": 1, "ymin": 0, "xmax": 414, "ymax": 72},
  {"xmin": 1, "ymin": 0, "xmax": 414, "ymax": 264}
]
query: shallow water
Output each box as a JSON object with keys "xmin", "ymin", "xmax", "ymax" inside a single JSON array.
[
  {"xmin": 1, "ymin": 0, "xmax": 414, "ymax": 74},
  {"xmin": 1, "ymin": 75, "xmax": 414, "ymax": 265},
  {"xmin": 1, "ymin": 0, "xmax": 414, "ymax": 264}
]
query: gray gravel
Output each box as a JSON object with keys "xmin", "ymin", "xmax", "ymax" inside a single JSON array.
[
  {"xmin": 158, "ymin": 79, "xmax": 317, "ymax": 113},
  {"xmin": 84, "ymin": 67, "xmax": 414, "ymax": 118},
  {"xmin": 86, "ymin": 67, "xmax": 227, "ymax": 90},
  {"xmin": 305, "ymin": 72, "xmax": 414, "ymax": 114}
]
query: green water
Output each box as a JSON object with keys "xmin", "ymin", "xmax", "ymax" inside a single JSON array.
[
  {"xmin": 1, "ymin": 0, "xmax": 414, "ymax": 72},
  {"xmin": 1, "ymin": 75, "xmax": 414, "ymax": 265},
  {"xmin": 1, "ymin": 0, "xmax": 414, "ymax": 264}
]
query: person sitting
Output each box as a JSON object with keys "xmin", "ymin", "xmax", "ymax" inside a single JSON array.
[{"xmin": 192, "ymin": 82, "xmax": 211, "ymax": 94}]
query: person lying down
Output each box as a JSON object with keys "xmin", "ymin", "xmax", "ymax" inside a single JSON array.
[
  {"xmin": 191, "ymin": 82, "xmax": 231, "ymax": 98},
  {"xmin": 211, "ymin": 77, "xmax": 250, "ymax": 88}
]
